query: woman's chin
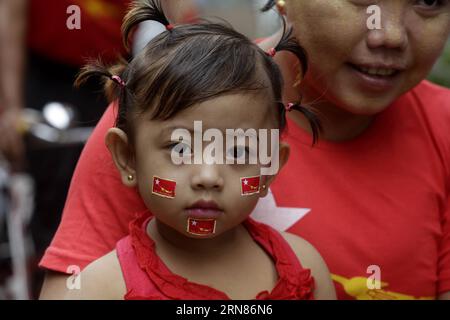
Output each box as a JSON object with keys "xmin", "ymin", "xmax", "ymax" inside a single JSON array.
[
  {"xmin": 340, "ymin": 95, "xmax": 396, "ymax": 116},
  {"xmin": 328, "ymin": 81, "xmax": 403, "ymax": 116}
]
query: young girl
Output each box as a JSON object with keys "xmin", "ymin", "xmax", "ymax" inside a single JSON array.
[{"xmin": 65, "ymin": 0, "xmax": 336, "ymax": 300}]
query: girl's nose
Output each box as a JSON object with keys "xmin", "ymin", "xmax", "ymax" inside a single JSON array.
[{"xmin": 191, "ymin": 164, "xmax": 224, "ymax": 191}]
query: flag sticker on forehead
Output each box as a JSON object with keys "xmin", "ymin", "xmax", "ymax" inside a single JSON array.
[
  {"xmin": 240, "ymin": 176, "xmax": 261, "ymax": 196},
  {"xmin": 187, "ymin": 218, "xmax": 216, "ymax": 236},
  {"xmin": 152, "ymin": 176, "xmax": 176, "ymax": 199}
]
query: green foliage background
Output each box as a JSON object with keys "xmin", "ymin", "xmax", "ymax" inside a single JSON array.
[{"xmin": 429, "ymin": 39, "xmax": 450, "ymax": 88}]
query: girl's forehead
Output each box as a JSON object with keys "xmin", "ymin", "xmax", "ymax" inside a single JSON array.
[
  {"xmin": 146, "ymin": 93, "xmax": 276, "ymax": 134},
  {"xmin": 174, "ymin": 93, "xmax": 274, "ymax": 124}
]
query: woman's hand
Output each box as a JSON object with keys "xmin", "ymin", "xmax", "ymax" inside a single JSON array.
[{"xmin": 0, "ymin": 107, "xmax": 25, "ymax": 167}]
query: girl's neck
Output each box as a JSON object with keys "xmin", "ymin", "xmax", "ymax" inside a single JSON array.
[
  {"xmin": 147, "ymin": 218, "xmax": 248, "ymax": 258},
  {"xmin": 287, "ymin": 78, "xmax": 375, "ymax": 142}
]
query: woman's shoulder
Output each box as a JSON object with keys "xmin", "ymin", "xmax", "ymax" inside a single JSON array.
[
  {"xmin": 409, "ymin": 81, "xmax": 450, "ymax": 163},
  {"xmin": 63, "ymin": 249, "xmax": 126, "ymax": 300},
  {"xmin": 281, "ymin": 232, "xmax": 337, "ymax": 300},
  {"xmin": 409, "ymin": 80, "xmax": 450, "ymax": 116},
  {"xmin": 412, "ymin": 80, "xmax": 450, "ymax": 102}
]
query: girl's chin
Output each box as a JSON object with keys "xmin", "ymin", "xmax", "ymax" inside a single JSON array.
[{"xmin": 184, "ymin": 233, "xmax": 219, "ymax": 239}]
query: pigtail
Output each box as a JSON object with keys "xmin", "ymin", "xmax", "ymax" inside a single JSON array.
[
  {"xmin": 265, "ymin": 16, "xmax": 320, "ymax": 144},
  {"xmin": 284, "ymin": 101, "xmax": 323, "ymax": 146},
  {"xmin": 122, "ymin": 0, "xmax": 171, "ymax": 51},
  {"xmin": 261, "ymin": 0, "xmax": 277, "ymax": 12},
  {"xmin": 276, "ymin": 29, "xmax": 321, "ymax": 145},
  {"xmin": 75, "ymin": 59, "xmax": 127, "ymax": 103},
  {"xmin": 273, "ymin": 19, "xmax": 308, "ymax": 77}
]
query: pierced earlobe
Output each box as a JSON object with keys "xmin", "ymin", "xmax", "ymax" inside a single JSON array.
[
  {"xmin": 124, "ymin": 173, "xmax": 137, "ymax": 187},
  {"xmin": 276, "ymin": 0, "xmax": 286, "ymax": 15}
]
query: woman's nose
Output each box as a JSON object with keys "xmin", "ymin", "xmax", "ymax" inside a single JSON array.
[
  {"xmin": 191, "ymin": 164, "xmax": 224, "ymax": 191},
  {"xmin": 366, "ymin": 10, "xmax": 408, "ymax": 50}
]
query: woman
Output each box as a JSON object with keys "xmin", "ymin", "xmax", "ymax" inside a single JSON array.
[{"xmin": 39, "ymin": 0, "xmax": 450, "ymax": 299}]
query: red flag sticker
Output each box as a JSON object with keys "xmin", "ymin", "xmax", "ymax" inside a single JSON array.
[
  {"xmin": 240, "ymin": 176, "xmax": 260, "ymax": 196},
  {"xmin": 152, "ymin": 176, "xmax": 176, "ymax": 199},
  {"xmin": 187, "ymin": 218, "xmax": 216, "ymax": 236}
]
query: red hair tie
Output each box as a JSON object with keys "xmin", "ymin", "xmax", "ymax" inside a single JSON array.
[
  {"xmin": 286, "ymin": 103, "xmax": 295, "ymax": 112},
  {"xmin": 166, "ymin": 24, "xmax": 174, "ymax": 31},
  {"xmin": 111, "ymin": 75, "xmax": 126, "ymax": 88},
  {"xmin": 266, "ymin": 48, "xmax": 276, "ymax": 58}
]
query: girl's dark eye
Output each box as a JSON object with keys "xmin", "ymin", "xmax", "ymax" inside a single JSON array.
[
  {"xmin": 170, "ymin": 142, "xmax": 192, "ymax": 157},
  {"xmin": 226, "ymin": 145, "xmax": 249, "ymax": 160}
]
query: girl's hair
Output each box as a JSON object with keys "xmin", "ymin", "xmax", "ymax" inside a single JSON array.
[
  {"xmin": 75, "ymin": 0, "xmax": 321, "ymax": 144},
  {"xmin": 261, "ymin": 1, "xmax": 278, "ymax": 12}
]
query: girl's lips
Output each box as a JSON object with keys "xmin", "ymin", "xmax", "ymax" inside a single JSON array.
[
  {"xmin": 185, "ymin": 200, "xmax": 224, "ymax": 219},
  {"xmin": 185, "ymin": 208, "xmax": 224, "ymax": 219},
  {"xmin": 347, "ymin": 63, "xmax": 402, "ymax": 92}
]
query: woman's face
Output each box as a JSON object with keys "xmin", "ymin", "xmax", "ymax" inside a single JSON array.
[{"xmin": 286, "ymin": 0, "xmax": 450, "ymax": 115}]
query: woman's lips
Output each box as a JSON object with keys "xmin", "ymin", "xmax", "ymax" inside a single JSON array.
[{"xmin": 347, "ymin": 63, "xmax": 402, "ymax": 92}]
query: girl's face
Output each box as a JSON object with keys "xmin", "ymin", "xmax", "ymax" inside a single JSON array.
[
  {"xmin": 108, "ymin": 93, "xmax": 289, "ymax": 239},
  {"xmin": 285, "ymin": 0, "xmax": 450, "ymax": 114}
]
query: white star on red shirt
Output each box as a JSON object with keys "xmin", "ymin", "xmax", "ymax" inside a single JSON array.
[{"xmin": 250, "ymin": 189, "xmax": 310, "ymax": 231}]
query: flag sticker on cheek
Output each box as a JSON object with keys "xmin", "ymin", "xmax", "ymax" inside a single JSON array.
[
  {"xmin": 187, "ymin": 218, "xmax": 216, "ymax": 236},
  {"xmin": 152, "ymin": 176, "xmax": 176, "ymax": 199},
  {"xmin": 240, "ymin": 176, "xmax": 260, "ymax": 196}
]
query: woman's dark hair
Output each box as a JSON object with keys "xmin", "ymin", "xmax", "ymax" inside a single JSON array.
[{"xmin": 75, "ymin": 0, "xmax": 321, "ymax": 144}]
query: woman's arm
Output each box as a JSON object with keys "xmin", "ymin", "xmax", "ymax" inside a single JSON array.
[
  {"xmin": 282, "ymin": 233, "xmax": 337, "ymax": 300},
  {"xmin": 63, "ymin": 250, "xmax": 126, "ymax": 300},
  {"xmin": 0, "ymin": 0, "xmax": 27, "ymax": 165}
]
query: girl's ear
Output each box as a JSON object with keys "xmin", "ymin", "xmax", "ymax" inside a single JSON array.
[
  {"xmin": 259, "ymin": 142, "xmax": 290, "ymax": 197},
  {"xmin": 105, "ymin": 128, "xmax": 137, "ymax": 187}
]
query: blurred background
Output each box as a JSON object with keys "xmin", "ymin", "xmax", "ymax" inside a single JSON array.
[{"xmin": 0, "ymin": 0, "xmax": 449, "ymax": 300}]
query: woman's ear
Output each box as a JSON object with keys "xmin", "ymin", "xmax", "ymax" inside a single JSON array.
[
  {"xmin": 259, "ymin": 141, "xmax": 290, "ymax": 197},
  {"xmin": 105, "ymin": 128, "xmax": 137, "ymax": 187}
]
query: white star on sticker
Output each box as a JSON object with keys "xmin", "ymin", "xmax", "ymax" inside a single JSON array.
[
  {"xmin": 250, "ymin": 189, "xmax": 310, "ymax": 231},
  {"xmin": 191, "ymin": 221, "xmax": 197, "ymax": 226},
  {"xmin": 155, "ymin": 179, "xmax": 160, "ymax": 185},
  {"xmin": 243, "ymin": 179, "xmax": 248, "ymax": 185}
]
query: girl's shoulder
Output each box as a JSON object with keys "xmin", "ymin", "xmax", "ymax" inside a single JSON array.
[
  {"xmin": 64, "ymin": 249, "xmax": 126, "ymax": 300},
  {"xmin": 280, "ymin": 232, "xmax": 337, "ymax": 300}
]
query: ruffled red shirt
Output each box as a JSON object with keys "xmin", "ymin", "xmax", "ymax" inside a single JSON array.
[{"xmin": 116, "ymin": 211, "xmax": 315, "ymax": 300}]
